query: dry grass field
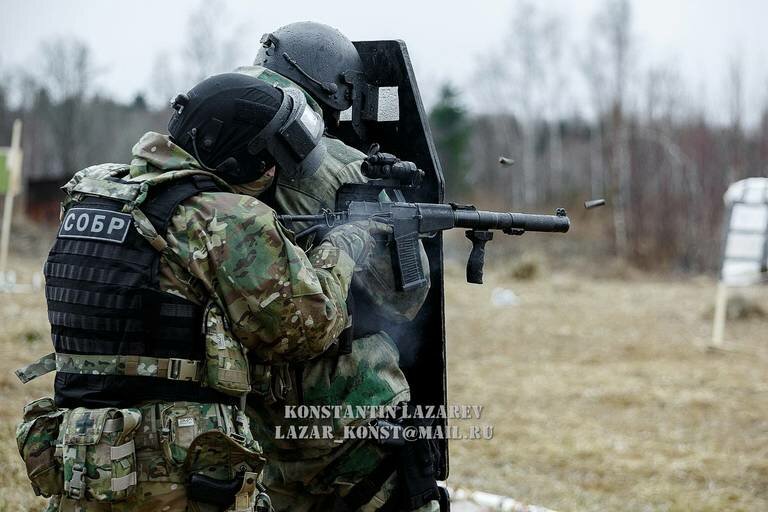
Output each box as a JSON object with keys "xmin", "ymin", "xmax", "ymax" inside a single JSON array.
[
  {"xmin": 0, "ymin": 251, "xmax": 766, "ymax": 511},
  {"xmin": 0, "ymin": 254, "xmax": 56, "ymax": 512},
  {"xmin": 444, "ymin": 262, "xmax": 767, "ymax": 512}
]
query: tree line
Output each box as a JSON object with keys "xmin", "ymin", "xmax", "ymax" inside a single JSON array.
[
  {"xmin": 430, "ymin": 0, "xmax": 768, "ymax": 272},
  {"xmin": 1, "ymin": 0, "xmax": 767, "ymax": 272}
]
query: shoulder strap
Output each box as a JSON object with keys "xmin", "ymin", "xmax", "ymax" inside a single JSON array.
[
  {"xmin": 65, "ymin": 164, "xmax": 138, "ymax": 205},
  {"xmin": 142, "ymin": 174, "xmax": 221, "ymax": 236}
]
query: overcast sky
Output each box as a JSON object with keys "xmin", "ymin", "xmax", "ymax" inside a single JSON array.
[{"xmin": 2, "ymin": 0, "xmax": 767, "ymax": 125}]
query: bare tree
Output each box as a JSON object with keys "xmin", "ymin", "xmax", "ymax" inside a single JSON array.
[
  {"xmin": 512, "ymin": 2, "xmax": 544, "ymax": 205},
  {"xmin": 456, "ymin": 0, "xmax": 768, "ymax": 272},
  {"xmin": 644, "ymin": 64, "xmax": 685, "ymax": 126},
  {"xmin": 36, "ymin": 38, "xmax": 95, "ymax": 177},
  {"xmin": 183, "ymin": 0, "xmax": 242, "ymax": 84},
  {"xmin": 581, "ymin": 42, "xmax": 608, "ymax": 200},
  {"xmin": 589, "ymin": 0, "xmax": 634, "ymax": 257},
  {"xmin": 726, "ymin": 56, "xmax": 745, "ymax": 181},
  {"xmin": 634, "ymin": 63, "xmax": 711, "ymax": 267},
  {"xmin": 148, "ymin": 51, "xmax": 182, "ymax": 108},
  {"xmin": 39, "ymin": 39, "xmax": 93, "ymax": 103},
  {"xmin": 486, "ymin": 1, "xmax": 563, "ymax": 206},
  {"xmin": 470, "ymin": 55, "xmax": 523, "ymax": 204},
  {"xmin": 144, "ymin": 0, "xmax": 244, "ymax": 107},
  {"xmin": 760, "ymin": 81, "xmax": 768, "ymax": 175},
  {"xmin": 543, "ymin": 16, "xmax": 567, "ymax": 201},
  {"xmin": 0, "ymin": 56, "xmax": 10, "ymax": 141}
]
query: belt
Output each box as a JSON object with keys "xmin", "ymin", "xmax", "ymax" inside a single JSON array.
[{"xmin": 15, "ymin": 352, "xmax": 202, "ymax": 383}]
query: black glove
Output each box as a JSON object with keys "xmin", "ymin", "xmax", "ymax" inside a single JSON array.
[{"xmin": 361, "ymin": 143, "xmax": 424, "ymax": 186}]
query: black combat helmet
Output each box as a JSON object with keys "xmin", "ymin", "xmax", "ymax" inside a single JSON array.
[
  {"xmin": 255, "ymin": 21, "xmax": 365, "ymax": 114},
  {"xmin": 168, "ymin": 73, "xmax": 326, "ymax": 183}
]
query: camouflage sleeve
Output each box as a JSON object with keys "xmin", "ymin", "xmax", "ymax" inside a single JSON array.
[
  {"xmin": 354, "ymin": 239, "xmax": 431, "ymax": 322},
  {"xmin": 272, "ymin": 140, "xmax": 431, "ymax": 322},
  {"xmin": 165, "ymin": 192, "xmax": 353, "ymax": 363},
  {"xmin": 338, "ymin": 165, "xmax": 431, "ymax": 322}
]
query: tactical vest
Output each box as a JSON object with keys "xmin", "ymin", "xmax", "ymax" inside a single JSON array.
[{"xmin": 39, "ymin": 173, "xmax": 234, "ymax": 409}]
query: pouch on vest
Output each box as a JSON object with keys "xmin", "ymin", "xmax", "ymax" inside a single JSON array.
[
  {"xmin": 158, "ymin": 403, "xmax": 264, "ymax": 480},
  {"xmin": 16, "ymin": 397, "xmax": 65, "ymax": 497},
  {"xmin": 203, "ymin": 302, "xmax": 251, "ymax": 397},
  {"xmin": 249, "ymin": 363, "xmax": 273, "ymax": 402},
  {"xmin": 61, "ymin": 407, "xmax": 142, "ymax": 502},
  {"xmin": 249, "ymin": 363, "xmax": 296, "ymax": 405}
]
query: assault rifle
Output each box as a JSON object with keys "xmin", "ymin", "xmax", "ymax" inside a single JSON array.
[{"xmin": 278, "ymin": 146, "xmax": 570, "ymax": 289}]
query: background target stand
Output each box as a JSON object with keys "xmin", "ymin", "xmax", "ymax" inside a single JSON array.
[{"xmin": 0, "ymin": 119, "xmax": 42, "ymax": 294}]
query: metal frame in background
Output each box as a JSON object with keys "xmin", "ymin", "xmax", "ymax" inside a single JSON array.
[{"xmin": 712, "ymin": 180, "xmax": 768, "ymax": 345}]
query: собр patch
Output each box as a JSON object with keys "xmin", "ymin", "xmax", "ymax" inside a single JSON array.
[{"xmin": 58, "ymin": 208, "xmax": 132, "ymax": 244}]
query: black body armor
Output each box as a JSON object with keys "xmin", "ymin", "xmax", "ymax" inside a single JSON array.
[{"xmin": 44, "ymin": 176, "xmax": 234, "ymax": 408}]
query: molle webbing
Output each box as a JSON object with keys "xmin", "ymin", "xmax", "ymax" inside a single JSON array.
[{"xmin": 44, "ymin": 175, "xmax": 233, "ymax": 408}]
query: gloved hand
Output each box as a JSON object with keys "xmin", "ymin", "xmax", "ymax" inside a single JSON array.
[
  {"xmin": 320, "ymin": 220, "xmax": 392, "ymax": 265},
  {"xmin": 362, "ymin": 143, "xmax": 424, "ymax": 186}
]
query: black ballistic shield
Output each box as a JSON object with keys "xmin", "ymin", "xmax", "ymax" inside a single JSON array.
[{"xmin": 336, "ymin": 40, "xmax": 450, "ymax": 479}]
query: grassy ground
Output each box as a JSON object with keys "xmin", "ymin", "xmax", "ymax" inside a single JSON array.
[
  {"xmin": 0, "ymin": 255, "xmax": 55, "ymax": 512},
  {"xmin": 444, "ymin": 262, "xmax": 768, "ymax": 512},
  {"xmin": 0, "ymin": 253, "xmax": 766, "ymax": 511}
]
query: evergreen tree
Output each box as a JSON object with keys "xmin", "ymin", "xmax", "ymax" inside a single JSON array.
[
  {"xmin": 429, "ymin": 83, "xmax": 471, "ymax": 199},
  {"xmin": 131, "ymin": 93, "xmax": 148, "ymax": 111}
]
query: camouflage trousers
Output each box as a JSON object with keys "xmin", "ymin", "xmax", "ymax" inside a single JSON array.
[
  {"xmin": 263, "ymin": 437, "xmax": 440, "ymax": 512},
  {"xmin": 249, "ymin": 332, "xmax": 438, "ymax": 511}
]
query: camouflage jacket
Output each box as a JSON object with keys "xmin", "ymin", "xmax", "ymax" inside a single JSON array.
[
  {"xmin": 234, "ymin": 68, "xmax": 419, "ymax": 458},
  {"xmin": 65, "ymin": 132, "xmax": 355, "ymax": 364},
  {"xmin": 237, "ymin": 65, "xmax": 430, "ymax": 322}
]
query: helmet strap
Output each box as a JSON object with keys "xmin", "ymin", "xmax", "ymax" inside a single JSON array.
[
  {"xmin": 189, "ymin": 128, "xmax": 217, "ymax": 172},
  {"xmin": 282, "ymin": 51, "xmax": 339, "ymax": 96}
]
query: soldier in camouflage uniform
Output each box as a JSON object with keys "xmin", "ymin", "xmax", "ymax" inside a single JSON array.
[
  {"xmin": 232, "ymin": 22, "xmax": 441, "ymax": 512},
  {"xmin": 16, "ymin": 73, "xmax": 387, "ymax": 511}
]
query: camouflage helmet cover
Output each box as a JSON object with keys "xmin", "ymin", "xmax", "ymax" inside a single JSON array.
[{"xmin": 254, "ymin": 21, "xmax": 365, "ymax": 113}]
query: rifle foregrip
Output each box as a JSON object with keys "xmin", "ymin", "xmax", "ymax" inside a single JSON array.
[{"xmin": 465, "ymin": 230, "xmax": 493, "ymax": 284}]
